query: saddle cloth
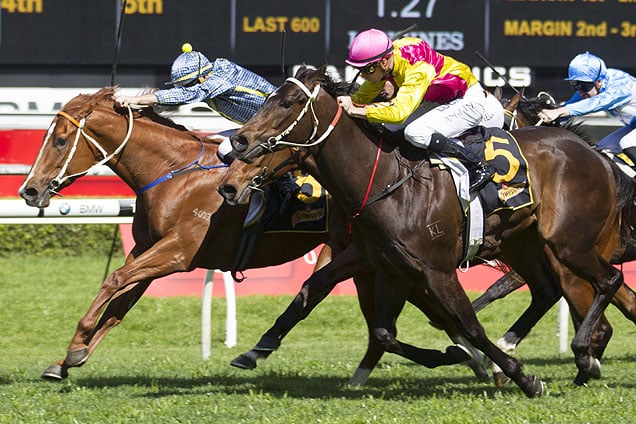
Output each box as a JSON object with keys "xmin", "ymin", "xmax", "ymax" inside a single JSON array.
[{"xmin": 433, "ymin": 126, "xmax": 534, "ymax": 262}]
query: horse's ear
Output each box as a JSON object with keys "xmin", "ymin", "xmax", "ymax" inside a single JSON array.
[
  {"xmin": 316, "ymin": 63, "xmax": 328, "ymax": 78},
  {"xmin": 294, "ymin": 64, "xmax": 307, "ymax": 78},
  {"xmin": 493, "ymin": 87, "xmax": 503, "ymax": 100}
]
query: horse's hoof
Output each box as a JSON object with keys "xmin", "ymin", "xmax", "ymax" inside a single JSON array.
[
  {"xmin": 42, "ymin": 365, "xmax": 68, "ymax": 381},
  {"xmin": 573, "ymin": 370, "xmax": 590, "ymax": 386},
  {"xmin": 65, "ymin": 348, "xmax": 89, "ymax": 367},
  {"xmin": 230, "ymin": 351, "xmax": 258, "ymax": 370},
  {"xmin": 493, "ymin": 371, "xmax": 511, "ymax": 388},
  {"xmin": 574, "ymin": 356, "xmax": 601, "ymax": 385},
  {"xmin": 524, "ymin": 375, "xmax": 544, "ymax": 398},
  {"xmin": 587, "ymin": 358, "xmax": 601, "ymax": 380},
  {"xmin": 451, "ymin": 343, "xmax": 490, "ymax": 382}
]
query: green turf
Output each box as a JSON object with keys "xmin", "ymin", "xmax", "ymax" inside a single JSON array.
[{"xmin": 1, "ymin": 254, "xmax": 635, "ymax": 423}]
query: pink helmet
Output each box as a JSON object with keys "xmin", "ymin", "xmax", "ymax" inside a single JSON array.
[{"xmin": 345, "ymin": 28, "xmax": 393, "ymax": 67}]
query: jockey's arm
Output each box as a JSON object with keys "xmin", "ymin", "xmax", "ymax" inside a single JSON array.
[
  {"xmin": 114, "ymin": 93, "xmax": 158, "ymax": 108},
  {"xmin": 538, "ymin": 107, "xmax": 569, "ymax": 123},
  {"xmin": 337, "ymin": 96, "xmax": 368, "ymax": 119}
]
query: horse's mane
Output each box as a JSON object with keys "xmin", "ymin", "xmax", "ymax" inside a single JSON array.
[
  {"xmin": 518, "ymin": 92, "xmax": 594, "ymax": 144},
  {"xmin": 296, "ymin": 65, "xmax": 357, "ymax": 98},
  {"xmin": 63, "ymin": 87, "xmax": 200, "ymax": 138}
]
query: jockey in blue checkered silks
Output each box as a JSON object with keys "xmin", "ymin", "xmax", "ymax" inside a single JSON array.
[
  {"xmin": 537, "ymin": 52, "xmax": 636, "ymax": 164},
  {"xmin": 114, "ymin": 43, "xmax": 276, "ymax": 163}
]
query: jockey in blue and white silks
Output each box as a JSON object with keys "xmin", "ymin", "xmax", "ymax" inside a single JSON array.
[{"xmin": 537, "ymin": 52, "xmax": 636, "ymax": 163}]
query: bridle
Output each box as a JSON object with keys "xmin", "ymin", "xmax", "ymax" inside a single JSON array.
[
  {"xmin": 48, "ymin": 106, "xmax": 134, "ymax": 192},
  {"xmin": 237, "ymin": 77, "xmax": 343, "ymax": 199},
  {"xmin": 240, "ymin": 77, "xmax": 342, "ymax": 162},
  {"xmin": 505, "ymin": 91, "xmax": 556, "ymax": 130}
]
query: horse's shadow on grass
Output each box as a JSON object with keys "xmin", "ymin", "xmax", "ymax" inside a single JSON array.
[
  {"xmin": 27, "ymin": 353, "xmax": 636, "ymax": 399},
  {"xmin": 70, "ymin": 372, "xmax": 512, "ymax": 400}
]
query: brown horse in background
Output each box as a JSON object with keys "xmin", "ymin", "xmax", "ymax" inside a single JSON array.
[
  {"xmin": 19, "ymin": 87, "xmax": 487, "ymax": 383},
  {"xmin": 218, "ymin": 65, "xmax": 635, "ymax": 396}
]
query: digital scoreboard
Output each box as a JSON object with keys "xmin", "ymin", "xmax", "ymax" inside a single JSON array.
[{"xmin": 0, "ymin": 0, "xmax": 634, "ymax": 69}]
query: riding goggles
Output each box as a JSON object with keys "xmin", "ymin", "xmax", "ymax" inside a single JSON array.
[
  {"xmin": 570, "ymin": 80, "xmax": 596, "ymax": 92},
  {"xmin": 358, "ymin": 61, "xmax": 380, "ymax": 74}
]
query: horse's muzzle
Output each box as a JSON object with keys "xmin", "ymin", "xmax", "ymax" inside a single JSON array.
[{"xmin": 19, "ymin": 185, "xmax": 52, "ymax": 208}]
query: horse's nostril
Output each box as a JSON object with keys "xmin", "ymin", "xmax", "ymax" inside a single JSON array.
[
  {"xmin": 217, "ymin": 184, "xmax": 237, "ymax": 200},
  {"xmin": 230, "ymin": 134, "xmax": 248, "ymax": 153},
  {"xmin": 21, "ymin": 187, "xmax": 38, "ymax": 200}
]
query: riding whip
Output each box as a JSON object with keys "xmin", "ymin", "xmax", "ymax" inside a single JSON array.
[
  {"xmin": 110, "ymin": 0, "xmax": 128, "ymax": 86},
  {"xmin": 104, "ymin": 0, "xmax": 128, "ymax": 282},
  {"xmin": 474, "ymin": 50, "xmax": 521, "ymax": 96}
]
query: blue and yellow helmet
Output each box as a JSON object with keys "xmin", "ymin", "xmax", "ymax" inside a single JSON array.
[
  {"xmin": 565, "ymin": 52, "xmax": 607, "ymax": 82},
  {"xmin": 166, "ymin": 43, "xmax": 213, "ymax": 87}
]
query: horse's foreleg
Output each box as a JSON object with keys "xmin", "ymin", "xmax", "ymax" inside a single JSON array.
[
  {"xmin": 420, "ymin": 269, "xmax": 543, "ymax": 397},
  {"xmin": 43, "ymin": 238, "xmax": 197, "ymax": 381},
  {"xmin": 371, "ymin": 273, "xmax": 472, "ymax": 372},
  {"xmin": 230, "ymin": 243, "xmax": 363, "ymax": 370},
  {"xmin": 568, "ymin": 260, "xmax": 622, "ymax": 385},
  {"xmin": 42, "ymin": 281, "xmax": 151, "ymax": 381},
  {"xmin": 472, "ymin": 270, "xmax": 526, "ymax": 314}
]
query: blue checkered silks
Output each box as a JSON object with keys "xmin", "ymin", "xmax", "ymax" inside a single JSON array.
[{"xmin": 156, "ymin": 56, "xmax": 276, "ymax": 125}]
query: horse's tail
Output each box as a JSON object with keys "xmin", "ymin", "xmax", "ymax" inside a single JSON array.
[{"xmin": 611, "ymin": 161, "xmax": 636, "ymax": 239}]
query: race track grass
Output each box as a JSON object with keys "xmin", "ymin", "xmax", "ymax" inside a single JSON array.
[{"xmin": 1, "ymin": 254, "xmax": 636, "ymax": 423}]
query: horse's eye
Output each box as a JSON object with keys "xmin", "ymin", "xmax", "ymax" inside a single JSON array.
[
  {"xmin": 54, "ymin": 137, "xmax": 67, "ymax": 147},
  {"xmin": 280, "ymin": 98, "xmax": 293, "ymax": 109}
]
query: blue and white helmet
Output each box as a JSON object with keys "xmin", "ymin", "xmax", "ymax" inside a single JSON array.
[
  {"xmin": 565, "ymin": 52, "xmax": 607, "ymax": 82},
  {"xmin": 167, "ymin": 43, "xmax": 213, "ymax": 86}
]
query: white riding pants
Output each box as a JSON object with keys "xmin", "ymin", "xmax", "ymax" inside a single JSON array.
[{"xmin": 404, "ymin": 82, "xmax": 504, "ymax": 148}]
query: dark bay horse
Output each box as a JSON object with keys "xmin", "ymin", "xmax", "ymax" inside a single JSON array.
[
  {"xmin": 218, "ymin": 65, "xmax": 634, "ymax": 396},
  {"xmin": 19, "ymin": 87, "xmax": 485, "ymax": 383},
  {"xmin": 467, "ymin": 90, "xmax": 636, "ymax": 383}
]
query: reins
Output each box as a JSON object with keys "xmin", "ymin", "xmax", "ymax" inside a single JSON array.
[
  {"xmin": 135, "ymin": 140, "xmax": 228, "ymax": 194},
  {"xmin": 243, "ymin": 75, "xmax": 419, "ymax": 233},
  {"xmin": 240, "ymin": 77, "xmax": 343, "ymax": 161}
]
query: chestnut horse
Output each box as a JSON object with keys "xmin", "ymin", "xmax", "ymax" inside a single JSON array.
[
  {"xmin": 19, "ymin": 87, "xmax": 486, "ymax": 383},
  {"xmin": 218, "ymin": 65, "xmax": 635, "ymax": 396}
]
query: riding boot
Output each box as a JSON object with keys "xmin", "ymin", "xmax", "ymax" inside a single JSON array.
[
  {"xmin": 428, "ymin": 132, "xmax": 496, "ymax": 192},
  {"xmin": 623, "ymin": 147, "xmax": 636, "ymax": 166}
]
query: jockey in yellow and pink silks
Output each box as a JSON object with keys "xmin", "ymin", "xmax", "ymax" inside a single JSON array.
[{"xmin": 337, "ymin": 28, "xmax": 504, "ymax": 192}]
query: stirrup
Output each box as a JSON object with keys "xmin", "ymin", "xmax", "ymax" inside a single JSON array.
[{"xmin": 469, "ymin": 164, "xmax": 495, "ymax": 192}]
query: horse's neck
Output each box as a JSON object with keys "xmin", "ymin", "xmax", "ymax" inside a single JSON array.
[
  {"xmin": 99, "ymin": 119, "xmax": 212, "ymax": 192},
  {"xmin": 313, "ymin": 111, "xmax": 399, "ymax": 211}
]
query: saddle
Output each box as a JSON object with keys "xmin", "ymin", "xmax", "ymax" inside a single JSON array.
[{"xmin": 230, "ymin": 172, "xmax": 328, "ymax": 281}]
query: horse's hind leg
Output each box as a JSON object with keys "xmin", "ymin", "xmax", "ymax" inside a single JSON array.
[
  {"xmin": 42, "ymin": 281, "xmax": 151, "ymax": 380},
  {"xmin": 231, "ymin": 243, "xmax": 364, "ymax": 370},
  {"xmin": 490, "ymin": 239, "xmax": 563, "ymax": 386},
  {"xmin": 610, "ymin": 283, "xmax": 636, "ymax": 325}
]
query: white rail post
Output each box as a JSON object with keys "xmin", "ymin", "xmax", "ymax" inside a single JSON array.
[
  {"xmin": 201, "ymin": 270, "xmax": 237, "ymax": 360},
  {"xmin": 201, "ymin": 270, "xmax": 214, "ymax": 360},
  {"xmin": 558, "ymin": 297, "xmax": 569, "ymax": 353},
  {"xmin": 223, "ymin": 271, "xmax": 237, "ymax": 348}
]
